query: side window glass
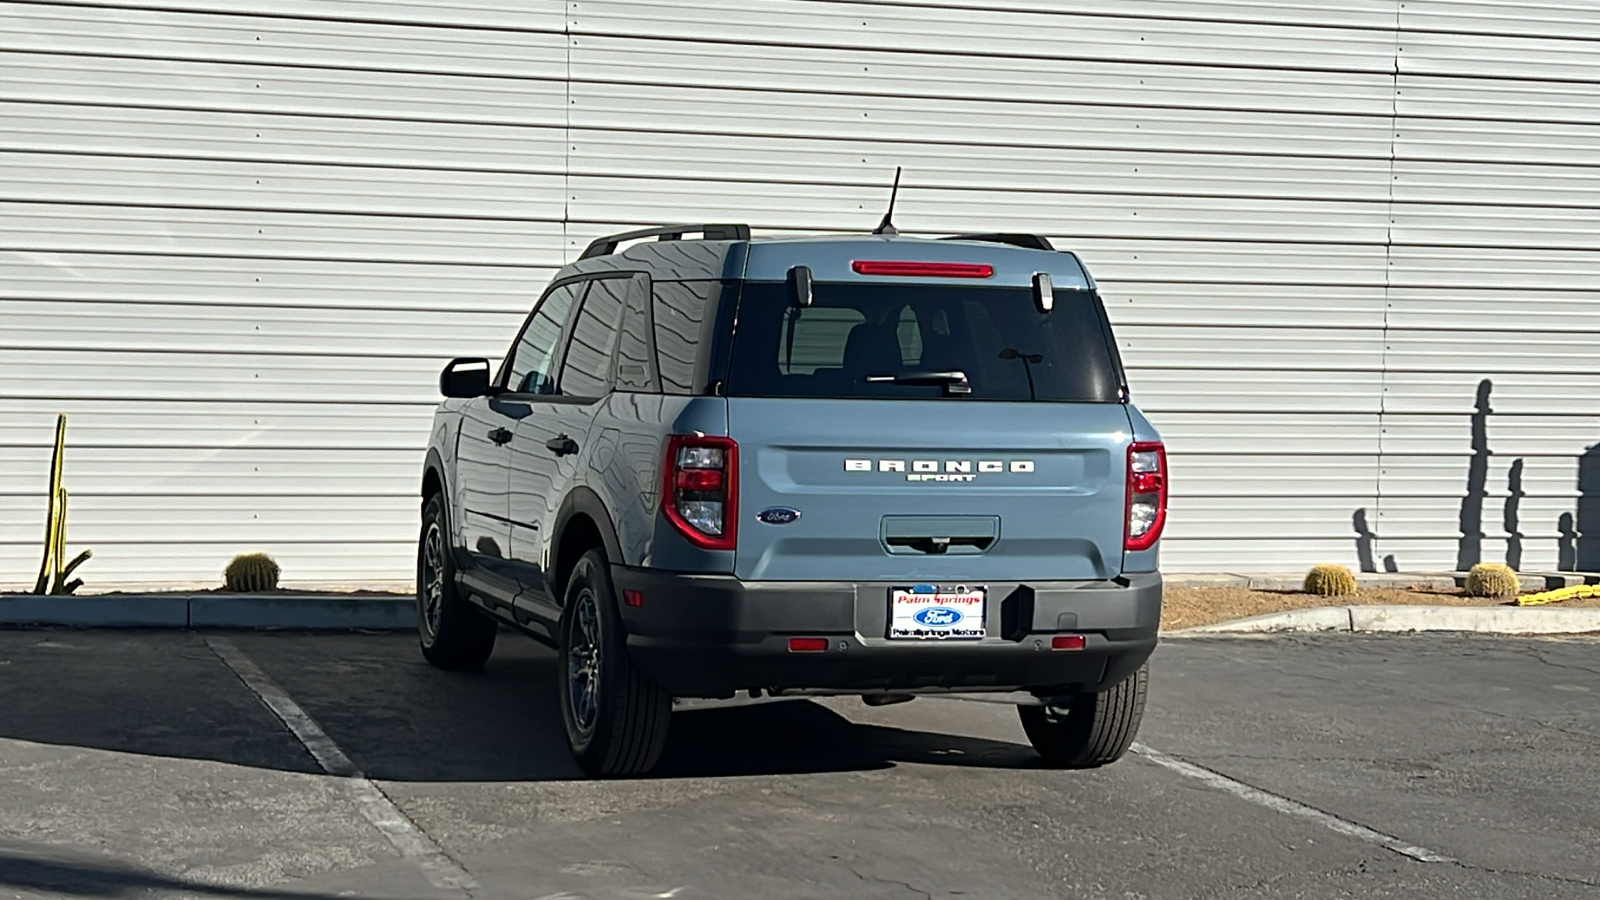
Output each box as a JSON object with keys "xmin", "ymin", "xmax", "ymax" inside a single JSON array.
[
  {"xmin": 613, "ymin": 274, "xmax": 656, "ymax": 392},
  {"xmin": 558, "ymin": 277, "xmax": 626, "ymax": 398},
  {"xmin": 505, "ymin": 282, "xmax": 583, "ymax": 395},
  {"xmin": 653, "ymin": 281, "xmax": 714, "ymax": 395}
]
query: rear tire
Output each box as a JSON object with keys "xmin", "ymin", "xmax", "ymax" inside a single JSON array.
[
  {"xmin": 558, "ymin": 549, "xmax": 671, "ymax": 777},
  {"xmin": 417, "ymin": 495, "xmax": 497, "ymax": 671},
  {"xmin": 1019, "ymin": 664, "xmax": 1148, "ymax": 768}
]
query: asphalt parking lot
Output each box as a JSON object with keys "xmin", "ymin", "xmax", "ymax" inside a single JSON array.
[{"xmin": 1, "ymin": 629, "xmax": 1596, "ymax": 900}]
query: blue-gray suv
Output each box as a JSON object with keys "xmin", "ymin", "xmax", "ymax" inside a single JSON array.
[{"xmin": 419, "ymin": 224, "xmax": 1166, "ymax": 777}]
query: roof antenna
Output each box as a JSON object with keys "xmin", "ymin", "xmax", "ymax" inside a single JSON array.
[{"xmin": 872, "ymin": 166, "xmax": 902, "ymax": 236}]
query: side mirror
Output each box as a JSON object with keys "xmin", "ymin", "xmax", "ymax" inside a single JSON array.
[{"xmin": 440, "ymin": 358, "xmax": 491, "ymax": 398}]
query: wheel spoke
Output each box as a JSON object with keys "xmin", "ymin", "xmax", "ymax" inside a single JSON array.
[
  {"xmin": 420, "ymin": 523, "xmax": 446, "ymax": 635},
  {"xmin": 567, "ymin": 588, "xmax": 603, "ymax": 732}
]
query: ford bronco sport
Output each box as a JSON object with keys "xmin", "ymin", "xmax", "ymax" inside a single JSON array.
[{"xmin": 419, "ymin": 224, "xmax": 1165, "ymax": 776}]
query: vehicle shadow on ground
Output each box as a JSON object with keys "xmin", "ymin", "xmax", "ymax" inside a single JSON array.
[
  {"xmin": 0, "ymin": 631, "xmax": 1040, "ymax": 783},
  {"xmin": 263, "ymin": 641, "xmax": 1041, "ymax": 782},
  {"xmin": 0, "ymin": 838, "xmax": 368, "ymax": 900},
  {"xmin": 655, "ymin": 701, "xmax": 1041, "ymax": 779}
]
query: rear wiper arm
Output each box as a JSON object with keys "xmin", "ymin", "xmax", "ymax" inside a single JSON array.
[{"xmin": 865, "ymin": 370, "xmax": 972, "ymax": 396}]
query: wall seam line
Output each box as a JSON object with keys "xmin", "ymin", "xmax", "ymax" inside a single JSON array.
[{"xmin": 1375, "ymin": 0, "xmax": 1401, "ymax": 572}]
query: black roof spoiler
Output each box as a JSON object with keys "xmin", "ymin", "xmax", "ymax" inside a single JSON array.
[{"xmin": 938, "ymin": 233, "xmax": 1055, "ymax": 252}]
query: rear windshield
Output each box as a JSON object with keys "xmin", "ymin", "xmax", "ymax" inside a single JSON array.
[{"xmin": 726, "ymin": 282, "xmax": 1122, "ymax": 402}]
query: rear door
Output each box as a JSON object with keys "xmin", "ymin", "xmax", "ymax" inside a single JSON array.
[
  {"xmin": 488, "ymin": 280, "xmax": 584, "ymax": 604},
  {"xmin": 725, "ymin": 280, "xmax": 1133, "ymax": 583},
  {"xmin": 509, "ymin": 274, "xmax": 629, "ymax": 617}
]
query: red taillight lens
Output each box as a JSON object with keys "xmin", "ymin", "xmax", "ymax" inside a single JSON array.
[
  {"xmin": 851, "ymin": 260, "xmax": 994, "ymax": 279},
  {"xmin": 1125, "ymin": 441, "xmax": 1167, "ymax": 552},
  {"xmin": 675, "ymin": 468, "xmax": 724, "ymax": 492},
  {"xmin": 662, "ymin": 435, "xmax": 738, "ymax": 551}
]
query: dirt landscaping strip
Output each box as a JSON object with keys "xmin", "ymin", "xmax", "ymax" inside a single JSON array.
[{"xmin": 1161, "ymin": 585, "xmax": 1600, "ymax": 632}]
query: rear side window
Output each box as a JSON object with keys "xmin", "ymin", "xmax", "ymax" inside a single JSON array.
[
  {"xmin": 727, "ymin": 283, "xmax": 1121, "ymax": 402},
  {"xmin": 558, "ymin": 277, "xmax": 626, "ymax": 398},
  {"xmin": 654, "ymin": 281, "xmax": 714, "ymax": 395}
]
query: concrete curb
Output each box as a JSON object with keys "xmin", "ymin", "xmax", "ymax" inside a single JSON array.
[
  {"xmin": 0, "ymin": 594, "xmax": 414, "ymax": 630},
  {"xmin": 1172, "ymin": 605, "xmax": 1600, "ymax": 636}
]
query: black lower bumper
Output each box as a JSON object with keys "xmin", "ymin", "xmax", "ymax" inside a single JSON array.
[{"xmin": 610, "ymin": 568, "xmax": 1161, "ymax": 699}]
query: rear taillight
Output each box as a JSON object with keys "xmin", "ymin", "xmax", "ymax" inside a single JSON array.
[
  {"xmin": 1125, "ymin": 441, "xmax": 1167, "ymax": 552},
  {"xmin": 663, "ymin": 435, "xmax": 738, "ymax": 551}
]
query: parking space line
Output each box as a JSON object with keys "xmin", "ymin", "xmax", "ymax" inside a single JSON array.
[
  {"xmin": 205, "ymin": 636, "xmax": 480, "ymax": 894},
  {"xmin": 1131, "ymin": 743, "xmax": 1455, "ymax": 864}
]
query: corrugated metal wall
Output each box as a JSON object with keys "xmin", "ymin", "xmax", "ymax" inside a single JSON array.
[{"xmin": 3, "ymin": 0, "xmax": 1597, "ymax": 587}]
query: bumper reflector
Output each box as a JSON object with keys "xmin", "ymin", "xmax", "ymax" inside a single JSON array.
[
  {"xmin": 1051, "ymin": 635, "xmax": 1087, "ymax": 651},
  {"xmin": 623, "ymin": 590, "xmax": 643, "ymax": 608},
  {"xmin": 788, "ymin": 637, "xmax": 829, "ymax": 653}
]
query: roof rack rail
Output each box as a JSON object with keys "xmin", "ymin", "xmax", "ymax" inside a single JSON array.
[
  {"xmin": 938, "ymin": 233, "xmax": 1055, "ymax": 252},
  {"xmin": 579, "ymin": 223, "xmax": 752, "ymax": 260}
]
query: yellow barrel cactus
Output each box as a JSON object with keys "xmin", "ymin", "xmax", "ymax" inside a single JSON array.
[
  {"xmin": 1464, "ymin": 563, "xmax": 1520, "ymax": 598},
  {"xmin": 224, "ymin": 553, "xmax": 281, "ymax": 592},
  {"xmin": 1303, "ymin": 564, "xmax": 1358, "ymax": 597}
]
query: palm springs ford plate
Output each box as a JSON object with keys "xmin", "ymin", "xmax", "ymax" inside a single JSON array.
[{"xmin": 889, "ymin": 585, "xmax": 986, "ymax": 640}]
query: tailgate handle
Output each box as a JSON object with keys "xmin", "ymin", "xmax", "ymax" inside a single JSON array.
[
  {"xmin": 887, "ymin": 535, "xmax": 994, "ymax": 555},
  {"xmin": 881, "ymin": 516, "xmax": 1000, "ymax": 556}
]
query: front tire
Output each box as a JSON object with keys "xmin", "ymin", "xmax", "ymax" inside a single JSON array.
[
  {"xmin": 417, "ymin": 495, "xmax": 497, "ymax": 671},
  {"xmin": 1019, "ymin": 664, "xmax": 1148, "ymax": 768},
  {"xmin": 558, "ymin": 549, "xmax": 671, "ymax": 777}
]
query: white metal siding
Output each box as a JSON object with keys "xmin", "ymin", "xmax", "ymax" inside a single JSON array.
[{"xmin": 2, "ymin": 0, "xmax": 1597, "ymax": 587}]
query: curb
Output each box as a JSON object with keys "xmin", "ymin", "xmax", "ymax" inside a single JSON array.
[
  {"xmin": 0, "ymin": 594, "xmax": 414, "ymax": 630},
  {"xmin": 1172, "ymin": 605, "xmax": 1600, "ymax": 637}
]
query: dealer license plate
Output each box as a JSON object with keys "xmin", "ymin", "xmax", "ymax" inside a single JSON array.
[{"xmin": 888, "ymin": 584, "xmax": 986, "ymax": 640}]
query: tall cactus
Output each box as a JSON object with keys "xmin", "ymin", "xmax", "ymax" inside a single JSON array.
[{"xmin": 33, "ymin": 415, "xmax": 90, "ymax": 595}]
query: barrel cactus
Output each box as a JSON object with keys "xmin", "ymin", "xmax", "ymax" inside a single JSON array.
[
  {"xmin": 224, "ymin": 552, "xmax": 281, "ymax": 592},
  {"xmin": 1464, "ymin": 563, "xmax": 1520, "ymax": 598},
  {"xmin": 1303, "ymin": 564, "xmax": 1357, "ymax": 597}
]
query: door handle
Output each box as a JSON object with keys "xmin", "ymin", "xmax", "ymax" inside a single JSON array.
[
  {"xmin": 545, "ymin": 434, "xmax": 580, "ymax": 457},
  {"xmin": 488, "ymin": 427, "xmax": 513, "ymax": 445}
]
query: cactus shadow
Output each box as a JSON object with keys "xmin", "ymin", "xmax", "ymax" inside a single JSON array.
[
  {"xmin": 1352, "ymin": 509, "xmax": 1378, "ymax": 573},
  {"xmin": 1456, "ymin": 379, "xmax": 1493, "ymax": 572},
  {"xmin": 1577, "ymin": 445, "xmax": 1600, "ymax": 571}
]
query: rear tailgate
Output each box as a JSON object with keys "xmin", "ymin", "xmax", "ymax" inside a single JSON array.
[
  {"xmin": 730, "ymin": 398, "xmax": 1134, "ymax": 581},
  {"xmin": 721, "ymin": 267, "xmax": 1133, "ymax": 583}
]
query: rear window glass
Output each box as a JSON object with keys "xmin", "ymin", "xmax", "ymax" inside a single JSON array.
[{"xmin": 727, "ymin": 283, "xmax": 1121, "ymax": 402}]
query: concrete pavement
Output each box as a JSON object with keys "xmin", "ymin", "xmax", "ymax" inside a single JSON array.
[{"xmin": 1, "ymin": 630, "xmax": 1596, "ymax": 899}]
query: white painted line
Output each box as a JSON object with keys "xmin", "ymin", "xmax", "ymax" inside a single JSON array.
[
  {"xmin": 1131, "ymin": 743, "xmax": 1455, "ymax": 864},
  {"xmin": 206, "ymin": 636, "xmax": 480, "ymax": 893}
]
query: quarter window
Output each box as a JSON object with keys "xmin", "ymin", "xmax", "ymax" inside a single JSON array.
[
  {"xmin": 613, "ymin": 274, "xmax": 656, "ymax": 392},
  {"xmin": 654, "ymin": 281, "xmax": 714, "ymax": 395}
]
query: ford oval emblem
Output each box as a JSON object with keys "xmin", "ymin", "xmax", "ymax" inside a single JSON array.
[
  {"xmin": 913, "ymin": 607, "xmax": 962, "ymax": 627},
  {"xmin": 756, "ymin": 507, "xmax": 802, "ymax": 525}
]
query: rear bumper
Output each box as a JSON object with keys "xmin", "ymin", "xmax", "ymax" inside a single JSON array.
[{"xmin": 611, "ymin": 568, "xmax": 1161, "ymax": 698}]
